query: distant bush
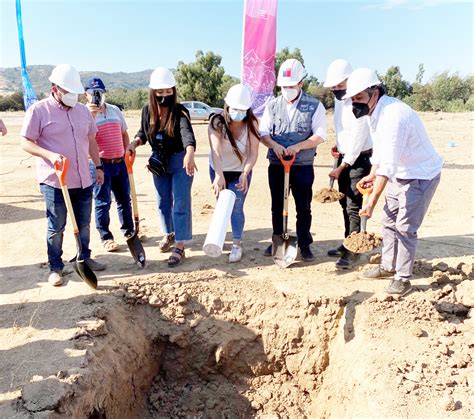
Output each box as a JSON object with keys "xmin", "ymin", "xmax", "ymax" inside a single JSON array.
[{"xmin": 0, "ymin": 54, "xmax": 471, "ymax": 113}]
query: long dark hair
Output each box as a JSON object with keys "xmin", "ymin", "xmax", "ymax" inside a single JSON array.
[
  {"xmin": 209, "ymin": 105, "xmax": 260, "ymax": 163},
  {"xmin": 147, "ymin": 87, "xmax": 178, "ymax": 140}
]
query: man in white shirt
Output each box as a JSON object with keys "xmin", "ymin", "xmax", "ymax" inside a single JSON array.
[
  {"xmin": 343, "ymin": 68, "xmax": 442, "ymax": 295},
  {"xmin": 323, "ymin": 59, "xmax": 373, "ymax": 270},
  {"xmin": 259, "ymin": 59, "xmax": 327, "ymax": 261}
]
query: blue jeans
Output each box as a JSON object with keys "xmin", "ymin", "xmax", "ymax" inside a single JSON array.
[
  {"xmin": 89, "ymin": 161, "xmax": 134, "ymax": 241},
  {"xmin": 209, "ymin": 167, "xmax": 251, "ymax": 241},
  {"xmin": 152, "ymin": 151, "xmax": 193, "ymax": 242},
  {"xmin": 40, "ymin": 183, "xmax": 93, "ymax": 272}
]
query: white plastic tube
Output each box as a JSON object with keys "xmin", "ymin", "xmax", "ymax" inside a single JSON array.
[{"xmin": 203, "ymin": 189, "xmax": 236, "ymax": 257}]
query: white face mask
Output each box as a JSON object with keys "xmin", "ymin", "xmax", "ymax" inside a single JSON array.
[
  {"xmin": 61, "ymin": 92, "xmax": 78, "ymax": 108},
  {"xmin": 228, "ymin": 108, "xmax": 247, "ymax": 122},
  {"xmin": 281, "ymin": 87, "xmax": 299, "ymax": 102}
]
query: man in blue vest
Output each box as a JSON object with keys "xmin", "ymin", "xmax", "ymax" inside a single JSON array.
[{"xmin": 260, "ymin": 59, "xmax": 327, "ymax": 261}]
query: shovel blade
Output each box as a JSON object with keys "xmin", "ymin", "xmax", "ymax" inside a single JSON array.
[
  {"xmin": 272, "ymin": 234, "xmax": 298, "ymax": 268},
  {"xmin": 127, "ymin": 233, "xmax": 146, "ymax": 268},
  {"xmin": 72, "ymin": 260, "xmax": 97, "ymax": 289}
]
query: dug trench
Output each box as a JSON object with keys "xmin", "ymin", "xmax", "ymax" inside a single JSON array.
[{"xmin": 8, "ymin": 263, "xmax": 474, "ymax": 418}]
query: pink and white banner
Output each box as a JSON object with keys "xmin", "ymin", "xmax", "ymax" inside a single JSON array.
[{"xmin": 241, "ymin": 0, "xmax": 277, "ymax": 117}]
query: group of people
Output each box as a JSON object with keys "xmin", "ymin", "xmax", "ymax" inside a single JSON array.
[{"xmin": 19, "ymin": 58, "xmax": 442, "ymax": 296}]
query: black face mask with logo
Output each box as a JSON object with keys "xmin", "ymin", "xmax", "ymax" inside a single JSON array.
[
  {"xmin": 352, "ymin": 89, "xmax": 376, "ymax": 119},
  {"xmin": 333, "ymin": 89, "xmax": 346, "ymax": 101},
  {"xmin": 352, "ymin": 102, "xmax": 370, "ymax": 119},
  {"xmin": 156, "ymin": 95, "xmax": 174, "ymax": 107}
]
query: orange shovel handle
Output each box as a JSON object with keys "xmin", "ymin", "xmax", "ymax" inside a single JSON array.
[
  {"xmin": 280, "ymin": 154, "xmax": 296, "ymax": 173},
  {"xmin": 357, "ymin": 182, "xmax": 373, "ymax": 196},
  {"xmin": 125, "ymin": 151, "xmax": 135, "ymax": 174},
  {"xmin": 54, "ymin": 158, "xmax": 69, "ymax": 187}
]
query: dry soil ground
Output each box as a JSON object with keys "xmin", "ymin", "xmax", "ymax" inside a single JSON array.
[{"xmin": 0, "ymin": 110, "xmax": 473, "ymax": 418}]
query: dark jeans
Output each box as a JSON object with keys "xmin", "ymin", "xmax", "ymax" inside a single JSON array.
[
  {"xmin": 40, "ymin": 183, "xmax": 93, "ymax": 272},
  {"xmin": 337, "ymin": 154, "xmax": 372, "ymax": 237},
  {"xmin": 268, "ymin": 164, "xmax": 314, "ymax": 248},
  {"xmin": 90, "ymin": 161, "xmax": 134, "ymax": 241}
]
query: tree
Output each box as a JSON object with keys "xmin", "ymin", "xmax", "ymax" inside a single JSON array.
[
  {"xmin": 380, "ymin": 66, "xmax": 411, "ymax": 99},
  {"xmin": 415, "ymin": 63, "xmax": 425, "ymax": 84},
  {"xmin": 175, "ymin": 50, "xmax": 226, "ymax": 106}
]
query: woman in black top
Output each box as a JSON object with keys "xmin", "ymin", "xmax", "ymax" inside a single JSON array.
[{"xmin": 128, "ymin": 67, "xmax": 196, "ymax": 266}]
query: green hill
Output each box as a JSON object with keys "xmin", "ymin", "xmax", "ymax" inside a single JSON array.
[{"xmin": 0, "ymin": 65, "xmax": 153, "ymax": 95}]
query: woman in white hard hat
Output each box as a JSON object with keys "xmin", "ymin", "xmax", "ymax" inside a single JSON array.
[
  {"xmin": 208, "ymin": 84, "xmax": 260, "ymax": 262},
  {"xmin": 323, "ymin": 59, "xmax": 373, "ymax": 270},
  {"xmin": 344, "ymin": 68, "xmax": 442, "ymax": 295},
  {"xmin": 128, "ymin": 67, "xmax": 197, "ymax": 267}
]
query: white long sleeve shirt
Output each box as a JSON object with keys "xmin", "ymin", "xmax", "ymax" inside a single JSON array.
[
  {"xmin": 369, "ymin": 95, "xmax": 443, "ymax": 180},
  {"xmin": 334, "ymin": 98, "xmax": 372, "ymax": 166},
  {"xmin": 259, "ymin": 93, "xmax": 327, "ymax": 141}
]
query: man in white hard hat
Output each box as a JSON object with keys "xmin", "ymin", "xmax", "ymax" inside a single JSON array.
[
  {"xmin": 323, "ymin": 59, "xmax": 373, "ymax": 270},
  {"xmin": 343, "ymin": 68, "xmax": 442, "ymax": 295},
  {"xmin": 260, "ymin": 59, "xmax": 327, "ymax": 261},
  {"xmin": 20, "ymin": 64, "xmax": 106, "ymax": 287}
]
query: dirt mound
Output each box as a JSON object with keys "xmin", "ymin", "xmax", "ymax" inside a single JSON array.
[
  {"xmin": 313, "ymin": 187, "xmax": 344, "ymax": 203},
  {"xmin": 344, "ymin": 231, "xmax": 383, "ymax": 253}
]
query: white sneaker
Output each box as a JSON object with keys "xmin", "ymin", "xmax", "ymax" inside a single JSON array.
[
  {"xmin": 228, "ymin": 245, "xmax": 242, "ymax": 263},
  {"xmin": 48, "ymin": 271, "xmax": 63, "ymax": 287}
]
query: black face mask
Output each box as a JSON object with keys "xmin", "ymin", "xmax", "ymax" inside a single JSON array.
[
  {"xmin": 352, "ymin": 102, "xmax": 370, "ymax": 119},
  {"xmin": 156, "ymin": 95, "xmax": 173, "ymax": 107},
  {"xmin": 333, "ymin": 89, "xmax": 346, "ymax": 101}
]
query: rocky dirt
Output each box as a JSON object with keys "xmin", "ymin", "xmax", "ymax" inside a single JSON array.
[
  {"xmin": 0, "ymin": 111, "xmax": 473, "ymax": 418},
  {"xmin": 313, "ymin": 187, "xmax": 344, "ymax": 203},
  {"xmin": 344, "ymin": 231, "xmax": 383, "ymax": 253}
]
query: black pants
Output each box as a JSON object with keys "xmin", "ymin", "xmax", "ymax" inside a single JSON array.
[
  {"xmin": 337, "ymin": 154, "xmax": 372, "ymax": 237},
  {"xmin": 268, "ymin": 164, "xmax": 314, "ymax": 248}
]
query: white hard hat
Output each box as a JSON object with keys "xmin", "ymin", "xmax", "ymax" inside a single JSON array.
[
  {"xmin": 343, "ymin": 68, "xmax": 381, "ymax": 99},
  {"xmin": 48, "ymin": 64, "xmax": 84, "ymax": 94},
  {"xmin": 225, "ymin": 84, "xmax": 252, "ymax": 110},
  {"xmin": 323, "ymin": 59, "xmax": 353, "ymax": 87},
  {"xmin": 149, "ymin": 67, "xmax": 176, "ymax": 89},
  {"xmin": 277, "ymin": 59, "xmax": 307, "ymax": 87}
]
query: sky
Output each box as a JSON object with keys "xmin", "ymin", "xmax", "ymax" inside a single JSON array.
[{"xmin": 0, "ymin": 0, "xmax": 472, "ymax": 83}]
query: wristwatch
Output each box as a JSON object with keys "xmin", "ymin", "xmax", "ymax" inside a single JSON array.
[{"xmin": 95, "ymin": 164, "xmax": 104, "ymax": 171}]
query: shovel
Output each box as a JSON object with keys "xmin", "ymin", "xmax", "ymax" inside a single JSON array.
[
  {"xmin": 358, "ymin": 183, "xmax": 373, "ymax": 234},
  {"xmin": 54, "ymin": 158, "xmax": 98, "ymax": 289},
  {"xmin": 343, "ymin": 183, "xmax": 382, "ymax": 253},
  {"xmin": 272, "ymin": 154, "xmax": 298, "ymax": 268},
  {"xmin": 125, "ymin": 151, "xmax": 146, "ymax": 268},
  {"xmin": 313, "ymin": 157, "xmax": 344, "ymax": 203}
]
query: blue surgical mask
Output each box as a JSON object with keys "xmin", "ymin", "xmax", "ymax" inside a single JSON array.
[{"xmin": 228, "ymin": 108, "xmax": 247, "ymax": 122}]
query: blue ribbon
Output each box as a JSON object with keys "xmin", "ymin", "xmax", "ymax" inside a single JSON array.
[{"xmin": 16, "ymin": 0, "xmax": 38, "ymax": 110}]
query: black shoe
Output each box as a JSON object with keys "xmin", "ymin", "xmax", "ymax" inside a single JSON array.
[
  {"xmin": 300, "ymin": 246, "xmax": 314, "ymax": 262},
  {"xmin": 327, "ymin": 244, "xmax": 346, "ymax": 257},
  {"xmin": 336, "ymin": 251, "xmax": 360, "ymax": 270},
  {"xmin": 263, "ymin": 244, "xmax": 272, "ymax": 257}
]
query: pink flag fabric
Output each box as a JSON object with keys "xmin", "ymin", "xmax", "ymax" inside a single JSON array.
[{"xmin": 241, "ymin": 0, "xmax": 278, "ymax": 117}]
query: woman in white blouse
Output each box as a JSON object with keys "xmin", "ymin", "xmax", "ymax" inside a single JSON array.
[{"xmin": 208, "ymin": 84, "xmax": 260, "ymax": 262}]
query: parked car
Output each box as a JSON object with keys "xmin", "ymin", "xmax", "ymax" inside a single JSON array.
[{"xmin": 181, "ymin": 101, "xmax": 223, "ymax": 121}]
